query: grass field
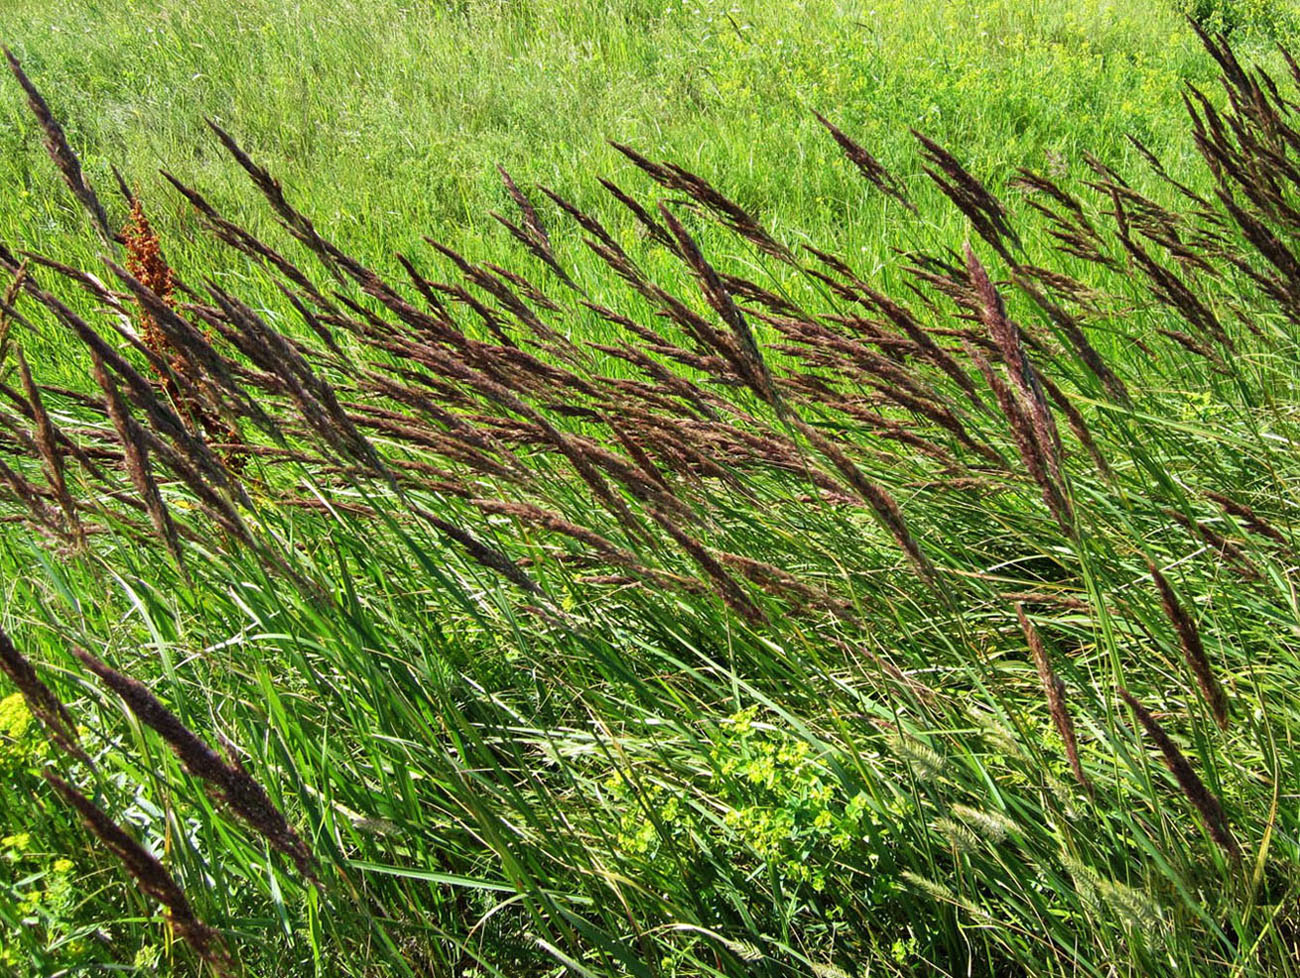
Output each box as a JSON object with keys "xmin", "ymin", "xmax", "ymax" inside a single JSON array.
[{"xmin": 4, "ymin": 0, "xmax": 1300, "ymax": 975}]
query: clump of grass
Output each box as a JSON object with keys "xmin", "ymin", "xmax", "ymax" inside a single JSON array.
[{"xmin": 1, "ymin": 16, "xmax": 1299, "ymax": 978}]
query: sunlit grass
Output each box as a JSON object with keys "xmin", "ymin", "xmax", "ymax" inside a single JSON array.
[{"xmin": 2, "ymin": 3, "xmax": 1300, "ymax": 977}]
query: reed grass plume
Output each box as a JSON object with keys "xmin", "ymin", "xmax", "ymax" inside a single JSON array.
[
  {"xmin": 73, "ymin": 646, "xmax": 317, "ymax": 881},
  {"xmin": 1118, "ymin": 687, "xmax": 1240, "ymax": 863},
  {"xmin": 0, "ymin": 259, "xmax": 28, "ymax": 368},
  {"xmin": 1147, "ymin": 562, "xmax": 1230, "ymax": 730},
  {"xmin": 4, "ymin": 48, "xmax": 112, "ymax": 245},
  {"xmin": 43, "ymin": 772, "xmax": 232, "ymax": 972},
  {"xmin": 0, "ymin": 625, "xmax": 87, "ymax": 762},
  {"xmin": 1016, "ymin": 604, "xmax": 1091, "ymax": 794}
]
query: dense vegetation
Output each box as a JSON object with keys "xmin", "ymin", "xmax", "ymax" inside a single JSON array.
[{"xmin": 4, "ymin": 2, "xmax": 1300, "ymax": 975}]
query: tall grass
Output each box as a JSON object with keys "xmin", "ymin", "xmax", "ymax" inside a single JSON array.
[{"xmin": 2, "ymin": 6, "xmax": 1300, "ymax": 978}]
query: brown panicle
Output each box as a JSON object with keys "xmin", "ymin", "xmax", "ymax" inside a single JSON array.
[
  {"xmin": 3, "ymin": 48, "xmax": 113, "ymax": 246},
  {"xmin": 73, "ymin": 647, "xmax": 318, "ymax": 882},
  {"xmin": 658, "ymin": 203, "xmax": 778, "ymax": 407},
  {"xmin": 1015, "ymin": 605, "xmax": 1091, "ymax": 794},
  {"xmin": 1147, "ymin": 562, "xmax": 1229, "ymax": 730},
  {"xmin": 915, "ymin": 132, "xmax": 1020, "ymax": 260},
  {"xmin": 43, "ymin": 772, "xmax": 232, "ymax": 972},
  {"xmin": 1205, "ymin": 490, "xmax": 1289, "ymax": 547},
  {"xmin": 492, "ymin": 166, "xmax": 582, "ymax": 293},
  {"xmin": 15, "ymin": 347, "xmax": 83, "ymax": 545},
  {"xmin": 965, "ymin": 246, "xmax": 1073, "ymax": 531},
  {"xmin": 610, "ymin": 142, "xmax": 793, "ymax": 262},
  {"xmin": 0, "ymin": 259, "xmax": 28, "ymax": 368},
  {"xmin": 1118, "ymin": 688, "xmax": 1240, "ymax": 863},
  {"xmin": 88, "ymin": 348, "xmax": 186, "ymax": 573},
  {"xmin": 0, "ymin": 625, "xmax": 87, "ymax": 763},
  {"xmin": 814, "ymin": 112, "xmax": 917, "ymax": 213}
]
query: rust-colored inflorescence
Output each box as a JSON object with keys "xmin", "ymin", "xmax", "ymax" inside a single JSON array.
[
  {"xmin": 122, "ymin": 197, "xmax": 174, "ymax": 345},
  {"xmin": 122, "ymin": 197, "xmax": 245, "ymax": 471}
]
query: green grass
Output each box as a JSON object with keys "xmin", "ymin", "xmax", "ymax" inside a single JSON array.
[
  {"xmin": 0, "ymin": 0, "xmax": 1263, "ymax": 276},
  {"xmin": 3, "ymin": 1, "xmax": 1300, "ymax": 976}
]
